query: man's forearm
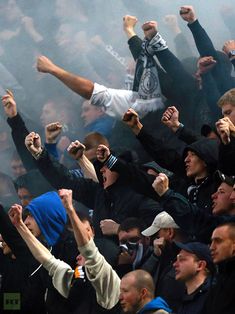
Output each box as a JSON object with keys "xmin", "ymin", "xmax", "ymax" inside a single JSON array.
[
  {"xmin": 16, "ymin": 222, "xmax": 52, "ymax": 264},
  {"xmin": 49, "ymin": 65, "xmax": 94, "ymax": 100},
  {"xmin": 67, "ymin": 209, "xmax": 91, "ymax": 247},
  {"xmin": 78, "ymin": 155, "xmax": 98, "ymax": 182}
]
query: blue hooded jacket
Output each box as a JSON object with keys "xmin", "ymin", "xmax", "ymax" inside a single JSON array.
[
  {"xmin": 138, "ymin": 297, "xmax": 172, "ymax": 314},
  {"xmin": 26, "ymin": 191, "xmax": 67, "ymax": 246}
]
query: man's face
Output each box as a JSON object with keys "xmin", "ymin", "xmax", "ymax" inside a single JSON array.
[
  {"xmin": 81, "ymin": 101, "xmax": 103, "ymax": 127},
  {"xmin": 17, "ymin": 188, "xmax": 34, "ymax": 207},
  {"xmin": 24, "ymin": 214, "xmax": 41, "ymax": 238},
  {"xmin": 100, "ymin": 166, "xmax": 119, "ymax": 189},
  {"xmin": 222, "ymin": 103, "xmax": 235, "ymax": 125},
  {"xmin": 210, "ymin": 225, "xmax": 235, "ymax": 263},
  {"xmin": 11, "ymin": 159, "xmax": 26, "ymax": 178},
  {"xmin": 211, "ymin": 183, "xmax": 233, "ymax": 215},
  {"xmin": 119, "ymin": 275, "xmax": 142, "ymax": 313},
  {"xmin": 40, "ymin": 102, "xmax": 59, "ymax": 127},
  {"xmin": 173, "ymin": 250, "xmax": 201, "ymax": 282},
  {"xmin": 184, "ymin": 151, "xmax": 207, "ymax": 179},
  {"xmin": 119, "ymin": 228, "xmax": 141, "ymax": 246}
]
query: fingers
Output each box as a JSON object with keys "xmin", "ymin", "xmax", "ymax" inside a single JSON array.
[
  {"xmin": 46, "ymin": 122, "xmax": 62, "ymax": 131},
  {"xmin": 122, "ymin": 108, "xmax": 138, "ymax": 122},
  {"xmin": 96, "ymin": 144, "xmax": 109, "ymax": 161},
  {"xmin": 67, "ymin": 140, "xmax": 85, "ymax": 154},
  {"xmin": 162, "ymin": 106, "xmax": 177, "ymax": 121}
]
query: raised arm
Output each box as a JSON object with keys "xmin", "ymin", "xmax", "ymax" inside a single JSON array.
[
  {"xmin": 24, "ymin": 132, "xmax": 98, "ymax": 207},
  {"xmin": 2, "ymin": 91, "xmax": 36, "ymax": 171},
  {"xmin": 58, "ymin": 189, "xmax": 121, "ymax": 309},
  {"xmin": 37, "ymin": 56, "xmax": 94, "ymax": 99},
  {"xmin": 8, "ymin": 204, "xmax": 74, "ymax": 298},
  {"xmin": 67, "ymin": 140, "xmax": 98, "ymax": 182},
  {"xmin": 123, "ymin": 109, "xmax": 186, "ymax": 177}
]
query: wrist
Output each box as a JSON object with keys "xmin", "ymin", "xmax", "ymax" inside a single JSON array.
[
  {"xmin": 32, "ymin": 147, "xmax": 43, "ymax": 160},
  {"xmin": 46, "ymin": 137, "xmax": 57, "ymax": 144},
  {"xmin": 188, "ymin": 18, "xmax": 197, "ymax": 25},
  {"xmin": 125, "ymin": 28, "xmax": 136, "ymax": 39},
  {"xmin": 171, "ymin": 121, "xmax": 181, "ymax": 133},
  {"xmin": 131, "ymin": 122, "xmax": 143, "ymax": 135}
]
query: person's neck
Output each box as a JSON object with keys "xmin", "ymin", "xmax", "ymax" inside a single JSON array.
[
  {"xmin": 186, "ymin": 274, "xmax": 207, "ymax": 295},
  {"xmin": 195, "ymin": 171, "xmax": 208, "ymax": 184}
]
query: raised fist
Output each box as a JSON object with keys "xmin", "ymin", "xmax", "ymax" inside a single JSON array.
[
  {"xmin": 123, "ymin": 15, "xmax": 138, "ymax": 31},
  {"xmin": 67, "ymin": 140, "xmax": 86, "ymax": 160},
  {"xmin": 161, "ymin": 106, "xmax": 180, "ymax": 132},
  {"xmin": 163, "ymin": 15, "xmax": 181, "ymax": 34},
  {"xmin": 25, "ymin": 132, "xmax": 42, "ymax": 156},
  {"xmin": 152, "ymin": 173, "xmax": 169, "ymax": 196},
  {"xmin": 96, "ymin": 144, "xmax": 110, "ymax": 163},
  {"xmin": 45, "ymin": 122, "xmax": 62, "ymax": 143},
  {"xmin": 8, "ymin": 204, "xmax": 23, "ymax": 227},
  {"xmin": 122, "ymin": 108, "xmax": 143, "ymax": 135},
  {"xmin": 58, "ymin": 189, "xmax": 73, "ymax": 213},
  {"xmin": 215, "ymin": 117, "xmax": 233, "ymax": 145},
  {"xmin": 142, "ymin": 21, "xmax": 158, "ymax": 40},
  {"xmin": 197, "ymin": 56, "xmax": 217, "ymax": 74},
  {"xmin": 179, "ymin": 5, "xmax": 197, "ymax": 24},
  {"xmin": 222, "ymin": 40, "xmax": 235, "ymax": 58},
  {"xmin": 1, "ymin": 89, "xmax": 17, "ymax": 118},
  {"xmin": 37, "ymin": 55, "xmax": 56, "ymax": 73}
]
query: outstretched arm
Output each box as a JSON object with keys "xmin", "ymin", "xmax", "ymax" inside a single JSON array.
[{"xmin": 37, "ymin": 56, "xmax": 94, "ymax": 99}]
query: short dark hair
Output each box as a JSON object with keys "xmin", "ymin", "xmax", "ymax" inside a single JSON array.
[{"xmin": 118, "ymin": 217, "xmax": 145, "ymax": 233}]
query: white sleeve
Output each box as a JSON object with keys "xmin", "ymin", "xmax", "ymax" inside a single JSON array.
[
  {"xmin": 78, "ymin": 239, "xmax": 120, "ymax": 309},
  {"xmin": 43, "ymin": 256, "xmax": 74, "ymax": 298},
  {"xmin": 90, "ymin": 83, "xmax": 137, "ymax": 119}
]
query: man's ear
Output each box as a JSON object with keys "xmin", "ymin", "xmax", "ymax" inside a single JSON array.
[
  {"xmin": 197, "ymin": 260, "xmax": 207, "ymax": 272},
  {"xmin": 140, "ymin": 287, "xmax": 148, "ymax": 299}
]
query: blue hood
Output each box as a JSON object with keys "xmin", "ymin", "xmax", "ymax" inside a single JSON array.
[
  {"xmin": 26, "ymin": 191, "xmax": 67, "ymax": 246},
  {"xmin": 138, "ymin": 297, "xmax": 172, "ymax": 314}
]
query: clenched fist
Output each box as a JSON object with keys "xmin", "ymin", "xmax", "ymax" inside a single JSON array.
[
  {"xmin": 25, "ymin": 132, "xmax": 42, "ymax": 157},
  {"xmin": 152, "ymin": 173, "xmax": 169, "ymax": 196}
]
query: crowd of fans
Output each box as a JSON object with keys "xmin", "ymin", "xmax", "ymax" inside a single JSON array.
[{"xmin": 0, "ymin": 1, "xmax": 235, "ymax": 314}]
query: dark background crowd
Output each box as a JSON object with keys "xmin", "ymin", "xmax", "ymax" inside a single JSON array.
[{"xmin": 0, "ymin": 1, "xmax": 235, "ymax": 314}]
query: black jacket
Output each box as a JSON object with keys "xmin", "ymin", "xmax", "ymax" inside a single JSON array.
[
  {"xmin": 36, "ymin": 149, "xmax": 159, "ymax": 238},
  {"xmin": 203, "ymin": 257, "xmax": 235, "ymax": 314},
  {"xmin": 141, "ymin": 242, "xmax": 185, "ymax": 313},
  {"xmin": 178, "ymin": 277, "xmax": 212, "ymax": 314},
  {"xmin": 159, "ymin": 189, "xmax": 235, "ymax": 243}
]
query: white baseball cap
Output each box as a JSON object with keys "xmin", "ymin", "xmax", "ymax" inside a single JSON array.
[{"xmin": 142, "ymin": 211, "xmax": 179, "ymax": 237}]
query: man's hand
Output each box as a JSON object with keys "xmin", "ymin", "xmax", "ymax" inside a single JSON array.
[
  {"xmin": 142, "ymin": 21, "xmax": 158, "ymax": 40},
  {"xmin": 37, "ymin": 55, "xmax": 57, "ymax": 74},
  {"xmin": 45, "ymin": 122, "xmax": 62, "ymax": 144},
  {"xmin": 161, "ymin": 106, "xmax": 180, "ymax": 132},
  {"xmin": 123, "ymin": 15, "xmax": 138, "ymax": 39},
  {"xmin": 8, "ymin": 204, "xmax": 23, "ymax": 227},
  {"xmin": 216, "ymin": 117, "xmax": 234, "ymax": 144},
  {"xmin": 197, "ymin": 56, "xmax": 217, "ymax": 74},
  {"xmin": 122, "ymin": 108, "xmax": 143, "ymax": 135},
  {"xmin": 58, "ymin": 189, "xmax": 74, "ymax": 214},
  {"xmin": 25, "ymin": 132, "xmax": 42, "ymax": 156},
  {"xmin": 100, "ymin": 219, "xmax": 120, "ymax": 235},
  {"xmin": 179, "ymin": 6, "xmax": 197, "ymax": 24},
  {"xmin": 96, "ymin": 144, "xmax": 110, "ymax": 163},
  {"xmin": 152, "ymin": 173, "xmax": 169, "ymax": 196},
  {"xmin": 118, "ymin": 249, "xmax": 137, "ymax": 265},
  {"xmin": 153, "ymin": 237, "xmax": 166, "ymax": 256},
  {"xmin": 67, "ymin": 140, "xmax": 86, "ymax": 160},
  {"xmin": 223, "ymin": 40, "xmax": 235, "ymax": 60},
  {"xmin": 1, "ymin": 89, "xmax": 17, "ymax": 118},
  {"xmin": 163, "ymin": 15, "xmax": 181, "ymax": 35}
]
